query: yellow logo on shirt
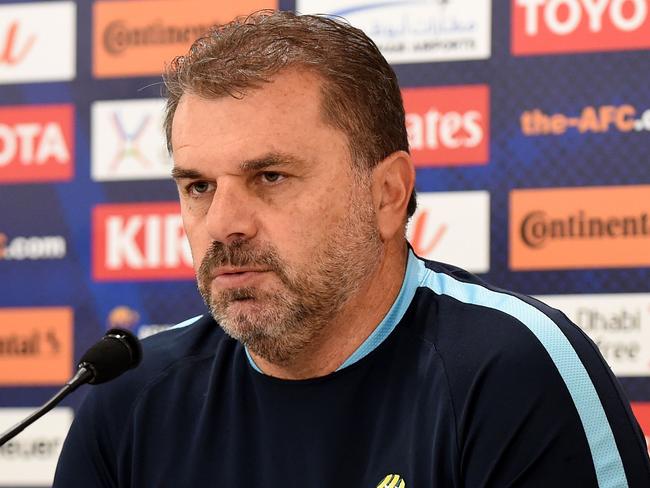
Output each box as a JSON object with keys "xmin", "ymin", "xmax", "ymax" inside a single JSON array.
[{"xmin": 377, "ymin": 474, "xmax": 406, "ymax": 488}]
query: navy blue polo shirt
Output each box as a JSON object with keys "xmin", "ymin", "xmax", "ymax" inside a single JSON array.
[{"xmin": 54, "ymin": 251, "xmax": 650, "ymax": 487}]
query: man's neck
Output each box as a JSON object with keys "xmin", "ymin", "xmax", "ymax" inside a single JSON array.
[{"xmin": 250, "ymin": 241, "xmax": 409, "ymax": 380}]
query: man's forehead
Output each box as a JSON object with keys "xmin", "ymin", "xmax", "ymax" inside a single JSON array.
[
  {"xmin": 172, "ymin": 72, "xmax": 328, "ymax": 140},
  {"xmin": 170, "ymin": 68, "xmax": 354, "ymax": 173}
]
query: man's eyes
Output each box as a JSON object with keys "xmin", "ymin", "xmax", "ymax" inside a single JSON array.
[
  {"xmin": 182, "ymin": 172, "xmax": 286, "ymax": 197},
  {"xmin": 259, "ymin": 172, "xmax": 286, "ymax": 184},
  {"xmin": 185, "ymin": 181, "xmax": 214, "ymax": 196}
]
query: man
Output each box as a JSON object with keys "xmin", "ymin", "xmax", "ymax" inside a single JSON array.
[{"xmin": 55, "ymin": 10, "xmax": 650, "ymax": 487}]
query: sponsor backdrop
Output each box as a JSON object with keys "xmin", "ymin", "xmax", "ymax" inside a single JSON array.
[{"xmin": 0, "ymin": 0, "xmax": 649, "ymax": 484}]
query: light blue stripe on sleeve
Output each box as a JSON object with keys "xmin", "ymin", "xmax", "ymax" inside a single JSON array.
[
  {"xmin": 416, "ymin": 259, "xmax": 627, "ymax": 488},
  {"xmin": 169, "ymin": 315, "xmax": 203, "ymax": 330}
]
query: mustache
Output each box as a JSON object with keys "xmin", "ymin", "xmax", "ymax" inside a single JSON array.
[{"xmin": 198, "ymin": 240, "xmax": 284, "ymax": 280}]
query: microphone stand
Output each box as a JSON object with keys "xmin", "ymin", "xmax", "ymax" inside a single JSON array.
[
  {"xmin": 0, "ymin": 327, "xmax": 141, "ymax": 447},
  {"xmin": 0, "ymin": 366, "xmax": 93, "ymax": 447}
]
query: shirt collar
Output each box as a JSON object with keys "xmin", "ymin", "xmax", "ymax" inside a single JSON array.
[{"xmin": 246, "ymin": 249, "xmax": 420, "ymax": 374}]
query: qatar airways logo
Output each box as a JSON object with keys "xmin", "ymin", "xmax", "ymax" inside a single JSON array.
[
  {"xmin": 93, "ymin": 203, "xmax": 194, "ymax": 281},
  {"xmin": 297, "ymin": 0, "xmax": 492, "ymax": 63},
  {"xmin": 0, "ymin": 2, "xmax": 76, "ymax": 84},
  {"xmin": 513, "ymin": 0, "xmax": 650, "ymax": 55},
  {"xmin": 402, "ymin": 85, "xmax": 489, "ymax": 167}
]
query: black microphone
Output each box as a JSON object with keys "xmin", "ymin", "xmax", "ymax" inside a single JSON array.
[
  {"xmin": 77, "ymin": 327, "xmax": 142, "ymax": 384},
  {"xmin": 0, "ymin": 328, "xmax": 142, "ymax": 446}
]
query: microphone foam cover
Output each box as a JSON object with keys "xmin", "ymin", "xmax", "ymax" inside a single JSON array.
[{"xmin": 78, "ymin": 328, "xmax": 142, "ymax": 384}]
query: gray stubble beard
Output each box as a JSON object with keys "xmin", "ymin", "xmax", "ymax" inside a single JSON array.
[{"xmin": 197, "ymin": 188, "xmax": 383, "ymax": 366}]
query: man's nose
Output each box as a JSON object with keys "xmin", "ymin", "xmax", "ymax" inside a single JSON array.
[{"xmin": 205, "ymin": 181, "xmax": 257, "ymax": 245}]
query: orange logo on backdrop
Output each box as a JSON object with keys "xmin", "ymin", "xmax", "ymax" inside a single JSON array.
[
  {"xmin": 93, "ymin": 0, "xmax": 277, "ymax": 78},
  {"xmin": 510, "ymin": 186, "xmax": 650, "ymax": 270},
  {"xmin": 0, "ymin": 105, "xmax": 74, "ymax": 184},
  {"xmin": 512, "ymin": 0, "xmax": 650, "ymax": 55},
  {"xmin": 402, "ymin": 85, "xmax": 489, "ymax": 167},
  {"xmin": 0, "ymin": 307, "xmax": 73, "ymax": 386}
]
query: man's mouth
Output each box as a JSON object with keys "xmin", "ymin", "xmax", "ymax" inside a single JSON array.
[{"xmin": 212, "ymin": 267, "xmax": 269, "ymax": 287}]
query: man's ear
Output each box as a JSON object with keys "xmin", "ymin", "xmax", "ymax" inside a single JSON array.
[{"xmin": 371, "ymin": 150, "xmax": 415, "ymax": 241}]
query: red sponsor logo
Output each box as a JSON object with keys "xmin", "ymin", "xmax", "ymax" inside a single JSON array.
[
  {"xmin": 0, "ymin": 21, "xmax": 35, "ymax": 66},
  {"xmin": 0, "ymin": 105, "xmax": 74, "ymax": 183},
  {"xmin": 513, "ymin": 0, "xmax": 650, "ymax": 55},
  {"xmin": 402, "ymin": 85, "xmax": 489, "ymax": 167},
  {"xmin": 93, "ymin": 202, "xmax": 194, "ymax": 281},
  {"xmin": 630, "ymin": 402, "xmax": 650, "ymax": 456},
  {"xmin": 409, "ymin": 214, "xmax": 447, "ymax": 257}
]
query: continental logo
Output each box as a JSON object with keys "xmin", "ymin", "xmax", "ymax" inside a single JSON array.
[
  {"xmin": 93, "ymin": 202, "xmax": 194, "ymax": 281},
  {"xmin": 402, "ymin": 85, "xmax": 489, "ymax": 167},
  {"xmin": 0, "ymin": 307, "xmax": 73, "ymax": 386},
  {"xmin": 513, "ymin": 0, "xmax": 650, "ymax": 55},
  {"xmin": 520, "ymin": 210, "xmax": 649, "ymax": 249},
  {"xmin": 377, "ymin": 474, "xmax": 406, "ymax": 488},
  {"xmin": 102, "ymin": 20, "xmax": 212, "ymax": 56},
  {"xmin": 93, "ymin": 0, "xmax": 277, "ymax": 78},
  {"xmin": 521, "ymin": 104, "xmax": 650, "ymax": 135},
  {"xmin": 0, "ymin": 233, "xmax": 66, "ymax": 260},
  {"xmin": 0, "ymin": 104, "xmax": 74, "ymax": 184},
  {"xmin": 510, "ymin": 185, "xmax": 650, "ymax": 270}
]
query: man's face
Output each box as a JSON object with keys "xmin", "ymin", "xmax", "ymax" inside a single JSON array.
[{"xmin": 171, "ymin": 70, "xmax": 383, "ymax": 364}]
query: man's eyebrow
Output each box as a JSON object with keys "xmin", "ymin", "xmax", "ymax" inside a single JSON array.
[
  {"xmin": 171, "ymin": 153, "xmax": 306, "ymax": 180},
  {"xmin": 171, "ymin": 167, "xmax": 203, "ymax": 180},
  {"xmin": 239, "ymin": 153, "xmax": 306, "ymax": 172}
]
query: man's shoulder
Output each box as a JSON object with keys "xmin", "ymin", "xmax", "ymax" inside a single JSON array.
[
  {"xmin": 84, "ymin": 314, "xmax": 229, "ymax": 411},
  {"xmin": 409, "ymin": 256, "xmax": 575, "ymax": 351},
  {"xmin": 139, "ymin": 314, "xmax": 223, "ymax": 367},
  {"xmin": 405, "ymin": 257, "xmax": 650, "ymax": 486},
  {"xmin": 406, "ymin": 255, "xmax": 606, "ymax": 405},
  {"xmin": 59, "ymin": 314, "xmax": 232, "ymax": 470}
]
